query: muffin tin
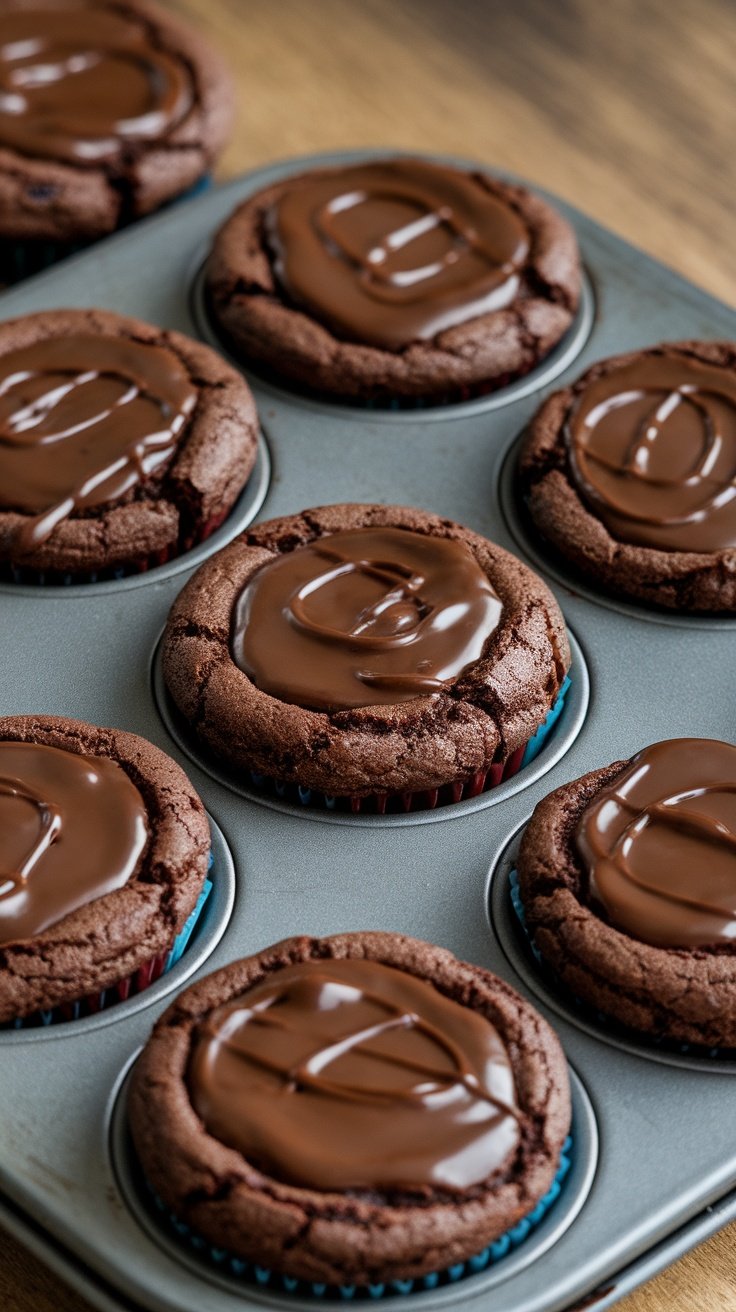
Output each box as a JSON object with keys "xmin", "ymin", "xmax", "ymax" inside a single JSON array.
[{"xmin": 0, "ymin": 151, "xmax": 734, "ymax": 1312}]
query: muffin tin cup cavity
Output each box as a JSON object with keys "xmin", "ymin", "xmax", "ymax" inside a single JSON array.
[
  {"xmin": 109, "ymin": 1057, "xmax": 598, "ymax": 1307},
  {"xmin": 0, "ymin": 812, "xmax": 236, "ymax": 1045},
  {"xmin": 487, "ymin": 823, "xmax": 736, "ymax": 1076},
  {"xmin": 152, "ymin": 631, "xmax": 589, "ymax": 827},
  {"xmin": 498, "ymin": 438, "xmax": 736, "ymax": 631},
  {"xmin": 189, "ymin": 253, "xmax": 596, "ymax": 422},
  {"xmin": 0, "ymin": 432, "xmax": 272, "ymax": 598}
]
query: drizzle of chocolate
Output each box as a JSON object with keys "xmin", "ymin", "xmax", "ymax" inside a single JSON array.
[
  {"xmin": 0, "ymin": 740, "xmax": 149, "ymax": 944},
  {"xmin": 566, "ymin": 353, "xmax": 736, "ymax": 552},
  {"xmin": 265, "ymin": 158, "xmax": 530, "ymax": 350},
  {"xmin": 188, "ymin": 958, "xmax": 521, "ymax": 1193},
  {"xmin": 231, "ymin": 526, "xmax": 503, "ymax": 710},
  {"xmin": 0, "ymin": 334, "xmax": 197, "ymax": 553},
  {"xmin": 576, "ymin": 738, "xmax": 736, "ymax": 948},
  {"xmin": 0, "ymin": 5, "xmax": 192, "ymax": 165}
]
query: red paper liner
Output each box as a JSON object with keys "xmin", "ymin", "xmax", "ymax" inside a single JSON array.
[
  {"xmin": 346, "ymin": 744, "xmax": 526, "ymax": 814},
  {"xmin": 5, "ymin": 947, "xmax": 171, "ymax": 1030},
  {"xmin": 249, "ymin": 677, "xmax": 570, "ymax": 815},
  {"xmin": 1, "ymin": 507, "xmax": 230, "ymax": 587},
  {"xmin": 253, "ymin": 742, "xmax": 529, "ymax": 815}
]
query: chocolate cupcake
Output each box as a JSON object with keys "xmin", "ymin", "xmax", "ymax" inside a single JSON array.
[
  {"xmin": 206, "ymin": 156, "xmax": 581, "ymax": 404},
  {"xmin": 516, "ymin": 738, "xmax": 736, "ymax": 1049},
  {"xmin": 0, "ymin": 0, "xmax": 233, "ymax": 283},
  {"xmin": 0, "ymin": 714, "xmax": 211, "ymax": 1025},
  {"xmin": 128, "ymin": 931, "xmax": 571, "ymax": 1290},
  {"xmin": 0, "ymin": 308, "xmax": 259, "ymax": 582},
  {"xmin": 518, "ymin": 341, "xmax": 736, "ymax": 613},
  {"xmin": 162, "ymin": 503, "xmax": 572, "ymax": 812}
]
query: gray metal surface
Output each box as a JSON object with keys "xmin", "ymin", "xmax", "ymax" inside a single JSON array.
[{"xmin": 0, "ymin": 150, "xmax": 734, "ymax": 1312}]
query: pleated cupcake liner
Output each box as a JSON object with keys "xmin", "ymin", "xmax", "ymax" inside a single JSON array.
[
  {"xmin": 508, "ymin": 869, "xmax": 736, "ymax": 1061},
  {"xmin": 248, "ymin": 675, "xmax": 571, "ymax": 814},
  {"xmin": 4, "ymin": 862, "xmax": 213, "ymax": 1031},
  {"xmin": 147, "ymin": 1137, "xmax": 572, "ymax": 1300},
  {"xmin": 0, "ymin": 174, "xmax": 212, "ymax": 288},
  {"xmin": 1, "ymin": 506, "xmax": 230, "ymax": 588}
]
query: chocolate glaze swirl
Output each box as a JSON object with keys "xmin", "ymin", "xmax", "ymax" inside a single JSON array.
[
  {"xmin": 566, "ymin": 352, "xmax": 736, "ymax": 553},
  {"xmin": 576, "ymin": 738, "xmax": 736, "ymax": 949},
  {"xmin": 0, "ymin": 333, "xmax": 197, "ymax": 553},
  {"xmin": 0, "ymin": 5, "xmax": 192, "ymax": 166},
  {"xmin": 231, "ymin": 527, "xmax": 503, "ymax": 710},
  {"xmin": 265, "ymin": 158, "xmax": 530, "ymax": 351},
  {"xmin": 0, "ymin": 740, "xmax": 148, "ymax": 944},
  {"xmin": 188, "ymin": 957, "xmax": 521, "ymax": 1193}
]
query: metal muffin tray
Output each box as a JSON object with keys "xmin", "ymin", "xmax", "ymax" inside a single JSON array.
[{"xmin": 1, "ymin": 151, "xmax": 735, "ymax": 1312}]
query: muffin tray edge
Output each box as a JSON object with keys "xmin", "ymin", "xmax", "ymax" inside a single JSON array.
[{"xmin": 0, "ymin": 152, "xmax": 735, "ymax": 1312}]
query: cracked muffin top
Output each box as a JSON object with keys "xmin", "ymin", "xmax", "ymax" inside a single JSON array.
[
  {"xmin": 0, "ymin": 714, "xmax": 210, "ymax": 1022},
  {"xmin": 162, "ymin": 502, "xmax": 571, "ymax": 800},
  {"xmin": 128, "ymin": 931, "xmax": 571, "ymax": 1287},
  {"xmin": 0, "ymin": 0, "xmax": 234, "ymax": 242},
  {"xmin": 518, "ymin": 340, "xmax": 736, "ymax": 613},
  {"xmin": 516, "ymin": 738, "xmax": 736, "ymax": 1049},
  {"xmin": 0, "ymin": 307, "xmax": 258, "ymax": 579},
  {"xmin": 206, "ymin": 156, "xmax": 581, "ymax": 403}
]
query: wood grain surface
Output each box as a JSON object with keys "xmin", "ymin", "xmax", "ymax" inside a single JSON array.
[{"xmin": 1, "ymin": 1, "xmax": 734, "ymax": 1310}]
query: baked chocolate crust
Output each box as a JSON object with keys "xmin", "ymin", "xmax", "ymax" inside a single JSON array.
[
  {"xmin": 162, "ymin": 503, "xmax": 571, "ymax": 797},
  {"xmin": 206, "ymin": 166, "xmax": 580, "ymax": 402},
  {"xmin": 518, "ymin": 341, "xmax": 736, "ymax": 613},
  {"xmin": 128, "ymin": 931, "xmax": 571, "ymax": 1285},
  {"xmin": 0, "ymin": 0, "xmax": 234, "ymax": 242},
  {"xmin": 0, "ymin": 715, "xmax": 210, "ymax": 1020},
  {"xmin": 0, "ymin": 308, "xmax": 259, "ymax": 575},
  {"xmin": 517, "ymin": 759, "xmax": 736, "ymax": 1048}
]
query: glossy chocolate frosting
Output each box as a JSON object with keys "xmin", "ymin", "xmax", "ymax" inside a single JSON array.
[
  {"xmin": 566, "ymin": 353, "xmax": 736, "ymax": 553},
  {"xmin": 0, "ymin": 333, "xmax": 197, "ymax": 552},
  {"xmin": 188, "ymin": 957, "xmax": 521, "ymax": 1193},
  {"xmin": 0, "ymin": 5, "xmax": 192, "ymax": 166},
  {"xmin": 264, "ymin": 158, "xmax": 530, "ymax": 351},
  {"xmin": 576, "ymin": 738, "xmax": 736, "ymax": 949},
  {"xmin": 231, "ymin": 527, "xmax": 503, "ymax": 710},
  {"xmin": 0, "ymin": 741, "xmax": 148, "ymax": 944}
]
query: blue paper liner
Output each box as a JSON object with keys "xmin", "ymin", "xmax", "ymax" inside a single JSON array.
[
  {"xmin": 247, "ymin": 675, "xmax": 572, "ymax": 814},
  {"xmin": 149, "ymin": 1137, "xmax": 572, "ymax": 1299},
  {"xmin": 1, "ymin": 174, "xmax": 212, "ymax": 287},
  {"xmin": 508, "ymin": 869, "xmax": 735, "ymax": 1060},
  {"xmin": 4, "ymin": 857, "xmax": 213, "ymax": 1031}
]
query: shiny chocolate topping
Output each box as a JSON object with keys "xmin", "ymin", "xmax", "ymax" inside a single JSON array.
[
  {"xmin": 0, "ymin": 740, "xmax": 148, "ymax": 944},
  {"xmin": 0, "ymin": 334, "xmax": 197, "ymax": 553},
  {"xmin": 231, "ymin": 527, "xmax": 503, "ymax": 710},
  {"xmin": 265, "ymin": 159, "xmax": 530, "ymax": 351},
  {"xmin": 188, "ymin": 957, "xmax": 521, "ymax": 1193},
  {"xmin": 0, "ymin": 4, "xmax": 193, "ymax": 166},
  {"xmin": 566, "ymin": 352, "xmax": 736, "ymax": 553},
  {"xmin": 576, "ymin": 739, "xmax": 736, "ymax": 949}
]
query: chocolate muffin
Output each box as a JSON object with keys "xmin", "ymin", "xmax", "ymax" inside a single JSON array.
[
  {"xmin": 0, "ymin": 0, "xmax": 233, "ymax": 258},
  {"xmin": 206, "ymin": 156, "xmax": 581, "ymax": 404},
  {"xmin": 0, "ymin": 308, "xmax": 259, "ymax": 581},
  {"xmin": 162, "ymin": 503, "xmax": 572, "ymax": 811},
  {"xmin": 0, "ymin": 714, "xmax": 211, "ymax": 1023},
  {"xmin": 516, "ymin": 738, "xmax": 736, "ymax": 1049},
  {"xmin": 128, "ymin": 931, "xmax": 571, "ymax": 1288},
  {"xmin": 518, "ymin": 341, "xmax": 736, "ymax": 612}
]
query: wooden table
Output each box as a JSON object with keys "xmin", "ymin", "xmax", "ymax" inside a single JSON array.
[{"xmin": 1, "ymin": 1, "xmax": 734, "ymax": 1309}]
